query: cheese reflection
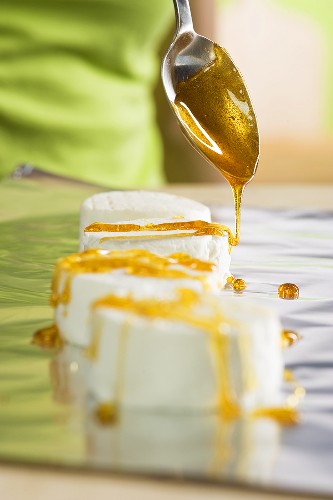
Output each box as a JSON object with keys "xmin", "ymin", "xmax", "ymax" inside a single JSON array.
[{"xmin": 49, "ymin": 342, "xmax": 281, "ymax": 484}]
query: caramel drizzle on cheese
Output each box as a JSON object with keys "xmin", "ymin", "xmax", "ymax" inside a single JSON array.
[
  {"xmin": 84, "ymin": 220, "xmax": 234, "ymax": 245},
  {"xmin": 51, "ymin": 249, "xmax": 215, "ymax": 307}
]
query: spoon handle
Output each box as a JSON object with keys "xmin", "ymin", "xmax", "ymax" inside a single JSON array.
[{"xmin": 173, "ymin": 0, "xmax": 193, "ymax": 34}]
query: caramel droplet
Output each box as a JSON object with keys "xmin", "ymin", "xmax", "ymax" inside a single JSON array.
[
  {"xmin": 278, "ymin": 283, "xmax": 299, "ymax": 300},
  {"xmin": 281, "ymin": 329, "xmax": 302, "ymax": 348},
  {"xmin": 32, "ymin": 324, "xmax": 62, "ymax": 349},
  {"xmin": 95, "ymin": 403, "xmax": 118, "ymax": 425},
  {"xmin": 252, "ymin": 406, "xmax": 300, "ymax": 426},
  {"xmin": 232, "ymin": 278, "xmax": 247, "ymax": 291},
  {"xmin": 284, "ymin": 369, "xmax": 294, "ymax": 382},
  {"xmin": 226, "ymin": 275, "xmax": 235, "ymax": 285}
]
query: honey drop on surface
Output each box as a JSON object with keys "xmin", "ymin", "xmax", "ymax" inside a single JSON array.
[
  {"xmin": 226, "ymin": 275, "xmax": 235, "ymax": 285},
  {"xmin": 284, "ymin": 369, "xmax": 294, "ymax": 382},
  {"xmin": 232, "ymin": 278, "xmax": 247, "ymax": 291},
  {"xmin": 278, "ymin": 283, "xmax": 299, "ymax": 300},
  {"xmin": 95, "ymin": 403, "xmax": 118, "ymax": 425},
  {"xmin": 281, "ymin": 329, "xmax": 302, "ymax": 348},
  {"xmin": 32, "ymin": 324, "xmax": 62, "ymax": 349}
]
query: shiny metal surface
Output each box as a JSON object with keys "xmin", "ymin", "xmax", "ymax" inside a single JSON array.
[
  {"xmin": 0, "ymin": 179, "xmax": 332, "ymax": 496},
  {"xmin": 162, "ymin": 0, "xmax": 215, "ymax": 102}
]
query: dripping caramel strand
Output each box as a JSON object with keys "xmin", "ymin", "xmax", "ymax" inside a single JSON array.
[
  {"xmin": 251, "ymin": 369, "xmax": 305, "ymax": 426},
  {"xmin": 51, "ymin": 249, "xmax": 215, "ymax": 307},
  {"xmin": 84, "ymin": 220, "xmax": 237, "ymax": 247},
  {"xmin": 93, "ymin": 288, "xmax": 205, "ymax": 322},
  {"xmin": 92, "ymin": 320, "xmax": 131, "ymax": 426},
  {"xmin": 281, "ymin": 329, "xmax": 302, "ymax": 349},
  {"xmin": 251, "ymin": 406, "xmax": 300, "ymax": 426},
  {"xmin": 32, "ymin": 324, "xmax": 63, "ymax": 350}
]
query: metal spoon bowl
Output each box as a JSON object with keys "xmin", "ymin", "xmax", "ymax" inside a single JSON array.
[{"xmin": 161, "ymin": 0, "xmax": 259, "ymax": 181}]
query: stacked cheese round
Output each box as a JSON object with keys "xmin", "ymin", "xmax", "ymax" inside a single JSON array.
[
  {"xmin": 52, "ymin": 249, "xmax": 220, "ymax": 346},
  {"xmin": 88, "ymin": 289, "xmax": 283, "ymax": 415},
  {"xmin": 48, "ymin": 190, "xmax": 286, "ymax": 420},
  {"xmin": 79, "ymin": 191, "xmax": 211, "ymax": 247}
]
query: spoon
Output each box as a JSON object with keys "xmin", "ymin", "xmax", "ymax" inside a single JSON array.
[{"xmin": 161, "ymin": 0, "xmax": 260, "ymax": 245}]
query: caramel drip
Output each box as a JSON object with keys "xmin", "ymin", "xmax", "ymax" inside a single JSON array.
[
  {"xmin": 93, "ymin": 288, "xmax": 203, "ymax": 323},
  {"xmin": 174, "ymin": 44, "xmax": 259, "ymax": 244},
  {"xmin": 232, "ymin": 278, "xmax": 247, "ymax": 291},
  {"xmin": 208, "ymin": 420, "xmax": 233, "ymax": 476},
  {"xmin": 85, "ymin": 220, "xmax": 235, "ymax": 246},
  {"xmin": 213, "ymin": 329, "xmax": 241, "ymax": 420},
  {"xmin": 251, "ymin": 406, "xmax": 300, "ymax": 426},
  {"xmin": 95, "ymin": 403, "xmax": 118, "ymax": 425},
  {"xmin": 284, "ymin": 369, "xmax": 294, "ymax": 382},
  {"xmin": 85, "ymin": 318, "xmax": 103, "ymax": 361},
  {"xmin": 278, "ymin": 283, "xmax": 299, "ymax": 300},
  {"xmin": 94, "ymin": 320, "xmax": 131, "ymax": 425},
  {"xmin": 252, "ymin": 369, "xmax": 305, "ymax": 425},
  {"xmin": 207, "ymin": 297, "xmax": 241, "ymax": 419},
  {"xmin": 169, "ymin": 252, "xmax": 214, "ymax": 271},
  {"xmin": 281, "ymin": 329, "xmax": 302, "ymax": 349},
  {"xmin": 51, "ymin": 249, "xmax": 215, "ymax": 307},
  {"xmin": 32, "ymin": 324, "xmax": 62, "ymax": 349},
  {"xmin": 226, "ymin": 275, "xmax": 235, "ymax": 286}
]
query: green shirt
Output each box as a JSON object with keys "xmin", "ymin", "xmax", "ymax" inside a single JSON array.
[{"xmin": 0, "ymin": 0, "xmax": 173, "ymax": 187}]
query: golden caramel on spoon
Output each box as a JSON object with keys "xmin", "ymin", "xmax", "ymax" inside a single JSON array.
[{"xmin": 174, "ymin": 44, "xmax": 259, "ymax": 244}]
